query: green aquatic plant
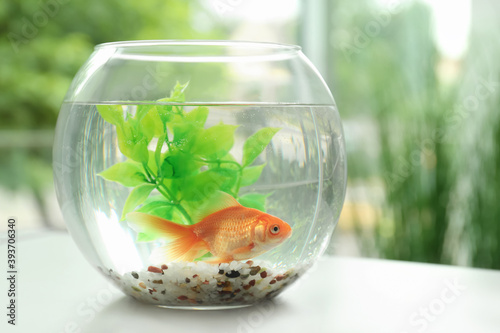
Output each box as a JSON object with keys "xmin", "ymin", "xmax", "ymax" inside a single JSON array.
[{"xmin": 97, "ymin": 83, "xmax": 280, "ymax": 230}]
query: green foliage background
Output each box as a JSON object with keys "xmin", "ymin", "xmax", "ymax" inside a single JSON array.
[{"xmin": 328, "ymin": 0, "xmax": 500, "ymax": 269}]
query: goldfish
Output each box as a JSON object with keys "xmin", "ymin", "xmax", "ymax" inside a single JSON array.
[{"xmin": 127, "ymin": 191, "xmax": 292, "ymax": 264}]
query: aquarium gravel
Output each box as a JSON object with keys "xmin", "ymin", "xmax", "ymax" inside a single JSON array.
[{"xmin": 101, "ymin": 260, "xmax": 301, "ymax": 307}]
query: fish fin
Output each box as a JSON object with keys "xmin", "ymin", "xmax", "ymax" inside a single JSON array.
[
  {"xmin": 127, "ymin": 212, "xmax": 207, "ymax": 263},
  {"xmin": 149, "ymin": 240, "xmax": 208, "ymax": 264},
  {"xmin": 127, "ymin": 212, "xmax": 191, "ymax": 240},
  {"xmin": 231, "ymin": 243, "xmax": 255, "ymax": 255},
  {"xmin": 179, "ymin": 242, "xmax": 210, "ymax": 262},
  {"xmin": 192, "ymin": 191, "xmax": 241, "ymax": 223}
]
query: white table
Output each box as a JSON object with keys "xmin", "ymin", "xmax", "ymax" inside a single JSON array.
[{"xmin": 1, "ymin": 231, "xmax": 499, "ymax": 333}]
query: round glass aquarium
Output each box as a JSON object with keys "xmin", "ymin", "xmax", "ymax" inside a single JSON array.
[{"xmin": 53, "ymin": 40, "xmax": 346, "ymax": 309}]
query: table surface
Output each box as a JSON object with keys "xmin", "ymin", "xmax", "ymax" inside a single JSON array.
[{"xmin": 1, "ymin": 231, "xmax": 499, "ymax": 333}]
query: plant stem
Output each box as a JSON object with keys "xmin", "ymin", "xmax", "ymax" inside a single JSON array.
[
  {"xmin": 234, "ymin": 167, "xmax": 244, "ymax": 198},
  {"xmin": 174, "ymin": 202, "xmax": 193, "ymax": 225},
  {"xmin": 157, "ymin": 181, "xmax": 192, "ymax": 225},
  {"xmin": 142, "ymin": 160, "xmax": 193, "ymax": 225},
  {"xmin": 142, "ymin": 163, "xmax": 153, "ymax": 182},
  {"xmin": 195, "ymin": 157, "xmax": 241, "ymax": 168}
]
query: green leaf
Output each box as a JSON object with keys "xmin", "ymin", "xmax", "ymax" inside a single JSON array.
[
  {"xmin": 167, "ymin": 82, "xmax": 188, "ymax": 103},
  {"xmin": 185, "ymin": 106, "xmax": 209, "ymax": 127},
  {"xmin": 171, "ymin": 122, "xmax": 199, "ymax": 150},
  {"xmin": 116, "ymin": 125, "xmax": 132, "ymax": 157},
  {"xmin": 136, "ymin": 104, "xmax": 152, "ymax": 121},
  {"xmin": 136, "ymin": 200, "xmax": 176, "ymax": 221},
  {"xmin": 208, "ymin": 153, "xmax": 240, "ymax": 171},
  {"xmin": 192, "ymin": 124, "xmax": 239, "ymax": 158},
  {"xmin": 140, "ymin": 106, "xmax": 164, "ymax": 139},
  {"xmin": 131, "ymin": 139, "xmax": 149, "ymax": 163},
  {"xmin": 98, "ymin": 161, "xmax": 147, "ymax": 187},
  {"xmin": 242, "ymin": 127, "xmax": 280, "ymax": 167},
  {"xmin": 97, "ymin": 105, "xmax": 124, "ymax": 126},
  {"xmin": 136, "ymin": 233, "xmax": 158, "ymax": 242},
  {"xmin": 240, "ymin": 164, "xmax": 266, "ymax": 187},
  {"xmin": 157, "ymin": 82, "xmax": 188, "ymax": 108},
  {"xmin": 116, "ymin": 122, "xmax": 150, "ymax": 163},
  {"xmin": 136, "ymin": 200, "xmax": 173, "ymax": 214},
  {"xmin": 237, "ymin": 193, "xmax": 271, "ymax": 212},
  {"xmin": 211, "ymin": 167, "xmax": 238, "ymax": 193},
  {"xmin": 161, "ymin": 152, "xmax": 203, "ymax": 178},
  {"xmin": 175, "ymin": 169, "xmax": 235, "ymax": 202},
  {"xmin": 150, "ymin": 206, "xmax": 176, "ymax": 221},
  {"xmin": 121, "ymin": 184, "xmax": 156, "ymax": 220},
  {"xmin": 141, "ymin": 195, "xmax": 169, "ymax": 206},
  {"xmin": 156, "ymin": 104, "xmax": 175, "ymax": 124},
  {"xmin": 194, "ymin": 252, "xmax": 213, "ymax": 261},
  {"xmin": 153, "ymin": 133, "xmax": 167, "ymax": 175},
  {"xmin": 157, "ymin": 82, "xmax": 190, "ymax": 125}
]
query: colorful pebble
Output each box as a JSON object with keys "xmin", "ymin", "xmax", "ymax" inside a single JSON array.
[
  {"xmin": 107, "ymin": 260, "xmax": 303, "ymax": 307},
  {"xmin": 148, "ymin": 266, "xmax": 163, "ymax": 274},
  {"xmin": 225, "ymin": 270, "xmax": 240, "ymax": 278},
  {"xmin": 249, "ymin": 266, "xmax": 261, "ymax": 275}
]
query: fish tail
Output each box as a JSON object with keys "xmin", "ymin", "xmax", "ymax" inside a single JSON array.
[{"xmin": 127, "ymin": 212, "xmax": 207, "ymax": 263}]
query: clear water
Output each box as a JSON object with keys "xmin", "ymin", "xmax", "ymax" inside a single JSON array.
[{"xmin": 53, "ymin": 103, "xmax": 346, "ymax": 276}]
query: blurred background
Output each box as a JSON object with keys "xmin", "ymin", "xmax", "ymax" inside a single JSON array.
[{"xmin": 1, "ymin": 0, "xmax": 499, "ymax": 269}]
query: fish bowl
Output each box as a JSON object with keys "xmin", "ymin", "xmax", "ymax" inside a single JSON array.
[{"xmin": 53, "ymin": 40, "xmax": 347, "ymax": 309}]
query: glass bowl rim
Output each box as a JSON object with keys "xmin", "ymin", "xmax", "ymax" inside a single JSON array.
[{"xmin": 95, "ymin": 39, "xmax": 302, "ymax": 54}]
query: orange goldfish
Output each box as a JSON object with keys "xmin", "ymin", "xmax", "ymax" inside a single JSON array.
[{"xmin": 127, "ymin": 191, "xmax": 292, "ymax": 264}]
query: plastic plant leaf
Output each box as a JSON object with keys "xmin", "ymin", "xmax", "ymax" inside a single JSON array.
[
  {"xmin": 136, "ymin": 104, "xmax": 155, "ymax": 122},
  {"xmin": 156, "ymin": 82, "xmax": 188, "ymax": 118},
  {"xmin": 207, "ymin": 153, "xmax": 240, "ymax": 171},
  {"xmin": 194, "ymin": 252, "xmax": 213, "ymax": 261},
  {"xmin": 210, "ymin": 167, "xmax": 238, "ymax": 193},
  {"xmin": 185, "ymin": 106, "xmax": 209, "ymax": 127},
  {"xmin": 171, "ymin": 122, "xmax": 200, "ymax": 151},
  {"xmin": 156, "ymin": 105, "xmax": 175, "ymax": 125},
  {"xmin": 131, "ymin": 139, "xmax": 150, "ymax": 163},
  {"xmin": 147, "ymin": 150, "xmax": 159, "ymax": 176},
  {"xmin": 136, "ymin": 232, "xmax": 158, "ymax": 242},
  {"xmin": 116, "ymin": 124, "xmax": 149, "ymax": 163},
  {"xmin": 98, "ymin": 161, "xmax": 148, "ymax": 187},
  {"xmin": 140, "ymin": 106, "xmax": 164, "ymax": 138},
  {"xmin": 136, "ymin": 201, "xmax": 177, "ymax": 222},
  {"xmin": 240, "ymin": 164, "xmax": 266, "ymax": 187},
  {"xmin": 121, "ymin": 184, "xmax": 156, "ymax": 220},
  {"xmin": 176, "ymin": 169, "xmax": 235, "ymax": 202},
  {"xmin": 136, "ymin": 200, "xmax": 173, "ymax": 214},
  {"xmin": 192, "ymin": 124, "xmax": 239, "ymax": 158},
  {"xmin": 237, "ymin": 193, "xmax": 271, "ymax": 212},
  {"xmin": 155, "ymin": 82, "xmax": 189, "ymax": 123},
  {"xmin": 116, "ymin": 126, "xmax": 131, "ymax": 157},
  {"xmin": 141, "ymin": 195, "xmax": 170, "ymax": 206},
  {"xmin": 97, "ymin": 105, "xmax": 124, "ymax": 126},
  {"xmin": 242, "ymin": 127, "xmax": 280, "ymax": 167},
  {"xmin": 161, "ymin": 152, "xmax": 203, "ymax": 179},
  {"xmin": 150, "ymin": 206, "xmax": 176, "ymax": 221},
  {"xmin": 166, "ymin": 82, "xmax": 189, "ymax": 103}
]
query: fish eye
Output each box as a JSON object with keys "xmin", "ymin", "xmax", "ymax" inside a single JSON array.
[{"xmin": 270, "ymin": 224, "xmax": 280, "ymax": 234}]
